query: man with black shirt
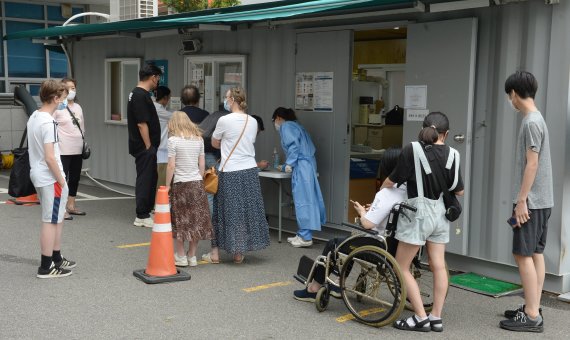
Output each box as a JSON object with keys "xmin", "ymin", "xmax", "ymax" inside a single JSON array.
[
  {"xmin": 180, "ymin": 85, "xmax": 209, "ymax": 124},
  {"xmin": 127, "ymin": 63, "xmax": 162, "ymax": 228}
]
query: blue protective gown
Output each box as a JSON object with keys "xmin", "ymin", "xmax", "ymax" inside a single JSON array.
[{"xmin": 279, "ymin": 121, "xmax": 326, "ymax": 232}]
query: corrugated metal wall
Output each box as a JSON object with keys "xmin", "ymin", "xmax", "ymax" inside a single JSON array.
[{"xmin": 73, "ymin": 0, "xmax": 570, "ymax": 287}]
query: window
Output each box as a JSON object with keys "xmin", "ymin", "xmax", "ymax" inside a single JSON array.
[
  {"xmin": 5, "ymin": 2, "xmax": 44, "ymax": 20},
  {"xmin": 105, "ymin": 58, "xmax": 140, "ymax": 124},
  {"xmin": 47, "ymin": 5, "xmax": 85, "ymax": 23},
  {"xmin": 6, "ymin": 21, "xmax": 46, "ymax": 78}
]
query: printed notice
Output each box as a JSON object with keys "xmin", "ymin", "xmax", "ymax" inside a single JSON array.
[
  {"xmin": 406, "ymin": 109, "xmax": 429, "ymax": 122},
  {"xmin": 295, "ymin": 72, "xmax": 333, "ymax": 111},
  {"xmin": 404, "ymin": 85, "xmax": 427, "ymax": 109}
]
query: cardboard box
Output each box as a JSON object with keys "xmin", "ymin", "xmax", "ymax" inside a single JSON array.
[
  {"xmin": 347, "ymin": 178, "xmax": 377, "ymax": 222},
  {"xmin": 353, "ymin": 126, "xmax": 368, "ymax": 145},
  {"xmin": 367, "ymin": 127, "xmax": 383, "ymax": 149},
  {"xmin": 368, "ymin": 114, "xmax": 382, "ymax": 124}
]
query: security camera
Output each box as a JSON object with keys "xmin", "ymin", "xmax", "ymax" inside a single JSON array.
[{"xmin": 182, "ymin": 39, "xmax": 201, "ymax": 54}]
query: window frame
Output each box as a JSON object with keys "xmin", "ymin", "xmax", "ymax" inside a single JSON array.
[{"xmin": 104, "ymin": 58, "xmax": 141, "ymax": 125}]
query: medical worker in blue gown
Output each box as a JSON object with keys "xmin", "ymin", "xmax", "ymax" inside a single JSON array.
[{"xmin": 272, "ymin": 107, "xmax": 326, "ymax": 248}]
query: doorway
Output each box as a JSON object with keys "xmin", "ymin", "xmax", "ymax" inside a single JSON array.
[{"xmin": 347, "ymin": 27, "xmax": 407, "ymax": 222}]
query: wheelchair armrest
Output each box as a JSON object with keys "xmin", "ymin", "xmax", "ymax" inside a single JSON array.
[{"xmin": 342, "ymin": 222, "xmax": 379, "ymax": 236}]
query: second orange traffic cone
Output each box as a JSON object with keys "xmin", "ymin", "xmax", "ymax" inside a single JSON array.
[{"xmin": 133, "ymin": 186, "xmax": 191, "ymax": 284}]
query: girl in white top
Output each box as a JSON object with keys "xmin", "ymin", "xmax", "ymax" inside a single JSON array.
[
  {"xmin": 166, "ymin": 111, "xmax": 213, "ymax": 267},
  {"xmin": 53, "ymin": 78, "xmax": 86, "ymax": 218}
]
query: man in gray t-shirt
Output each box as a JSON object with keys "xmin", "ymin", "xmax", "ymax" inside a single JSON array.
[{"xmin": 500, "ymin": 71, "xmax": 553, "ymax": 333}]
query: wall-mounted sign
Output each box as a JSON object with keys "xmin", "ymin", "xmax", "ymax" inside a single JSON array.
[
  {"xmin": 295, "ymin": 72, "xmax": 333, "ymax": 112},
  {"xmin": 147, "ymin": 59, "xmax": 168, "ymax": 87},
  {"xmin": 406, "ymin": 109, "xmax": 429, "ymax": 122},
  {"xmin": 404, "ymin": 85, "xmax": 427, "ymax": 109}
]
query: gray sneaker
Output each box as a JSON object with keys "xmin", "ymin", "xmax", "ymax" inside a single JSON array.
[{"xmin": 499, "ymin": 310, "xmax": 543, "ymax": 333}]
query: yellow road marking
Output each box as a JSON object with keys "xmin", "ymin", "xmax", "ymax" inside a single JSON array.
[
  {"xmin": 242, "ymin": 281, "xmax": 292, "ymax": 292},
  {"xmin": 336, "ymin": 307, "xmax": 385, "ymax": 323},
  {"xmin": 116, "ymin": 242, "xmax": 150, "ymax": 248}
]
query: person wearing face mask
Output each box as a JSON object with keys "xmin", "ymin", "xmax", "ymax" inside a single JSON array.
[
  {"xmin": 53, "ymin": 78, "xmax": 86, "ymax": 220},
  {"xmin": 272, "ymin": 107, "xmax": 326, "ymax": 248},
  {"xmin": 153, "ymin": 86, "xmax": 173, "ymax": 187},
  {"xmin": 201, "ymin": 87, "xmax": 270, "ymax": 264},
  {"xmin": 127, "ymin": 63, "xmax": 163, "ymax": 228},
  {"xmin": 28, "ymin": 79, "xmax": 76, "ymax": 278}
]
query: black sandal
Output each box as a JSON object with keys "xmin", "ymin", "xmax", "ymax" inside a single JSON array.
[
  {"xmin": 430, "ymin": 318, "xmax": 443, "ymax": 332},
  {"xmin": 393, "ymin": 315, "xmax": 431, "ymax": 332}
]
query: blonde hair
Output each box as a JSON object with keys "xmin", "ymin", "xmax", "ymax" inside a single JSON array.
[
  {"xmin": 168, "ymin": 111, "xmax": 202, "ymax": 138},
  {"xmin": 228, "ymin": 87, "xmax": 247, "ymax": 112}
]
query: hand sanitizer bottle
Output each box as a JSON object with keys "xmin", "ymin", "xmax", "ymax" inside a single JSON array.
[{"xmin": 272, "ymin": 147, "xmax": 280, "ymax": 169}]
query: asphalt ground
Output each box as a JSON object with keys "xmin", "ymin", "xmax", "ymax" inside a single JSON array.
[{"xmin": 1, "ymin": 170, "xmax": 570, "ymax": 339}]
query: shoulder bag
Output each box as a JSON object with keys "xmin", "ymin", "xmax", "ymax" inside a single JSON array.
[
  {"xmin": 67, "ymin": 107, "xmax": 91, "ymax": 159},
  {"xmin": 203, "ymin": 114, "xmax": 249, "ymax": 194},
  {"xmin": 8, "ymin": 129, "xmax": 36, "ymax": 198},
  {"xmin": 430, "ymin": 145, "xmax": 462, "ymax": 222}
]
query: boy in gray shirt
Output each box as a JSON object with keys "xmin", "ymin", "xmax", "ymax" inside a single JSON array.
[{"xmin": 500, "ymin": 71, "xmax": 553, "ymax": 333}]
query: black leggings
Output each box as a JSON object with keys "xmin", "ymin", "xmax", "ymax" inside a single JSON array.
[{"xmin": 60, "ymin": 154, "xmax": 82, "ymax": 197}]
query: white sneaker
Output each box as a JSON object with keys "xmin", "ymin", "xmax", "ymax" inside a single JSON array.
[
  {"xmin": 174, "ymin": 254, "xmax": 188, "ymax": 267},
  {"xmin": 188, "ymin": 256, "xmax": 198, "ymax": 267},
  {"xmin": 287, "ymin": 235, "xmax": 299, "ymax": 243},
  {"xmin": 133, "ymin": 217, "xmax": 153, "ymax": 228},
  {"xmin": 291, "ymin": 237, "xmax": 313, "ymax": 248}
]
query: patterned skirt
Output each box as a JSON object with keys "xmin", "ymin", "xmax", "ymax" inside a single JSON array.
[
  {"xmin": 212, "ymin": 167, "xmax": 270, "ymax": 254},
  {"xmin": 170, "ymin": 180, "xmax": 214, "ymax": 242}
]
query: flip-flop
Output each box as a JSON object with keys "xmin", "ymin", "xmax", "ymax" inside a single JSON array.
[
  {"xmin": 64, "ymin": 215, "xmax": 73, "ymax": 221},
  {"xmin": 201, "ymin": 253, "xmax": 220, "ymax": 264},
  {"xmin": 67, "ymin": 209, "xmax": 86, "ymax": 216}
]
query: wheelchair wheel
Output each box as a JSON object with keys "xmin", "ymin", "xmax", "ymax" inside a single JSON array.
[
  {"xmin": 339, "ymin": 246, "xmax": 406, "ymax": 327},
  {"xmin": 404, "ymin": 259, "xmax": 450, "ymax": 313},
  {"xmin": 315, "ymin": 286, "xmax": 330, "ymax": 312}
]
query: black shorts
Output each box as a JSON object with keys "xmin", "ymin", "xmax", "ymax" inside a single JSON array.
[{"xmin": 512, "ymin": 206, "xmax": 551, "ymax": 257}]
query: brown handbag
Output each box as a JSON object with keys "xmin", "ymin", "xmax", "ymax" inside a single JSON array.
[{"xmin": 203, "ymin": 115, "xmax": 249, "ymax": 194}]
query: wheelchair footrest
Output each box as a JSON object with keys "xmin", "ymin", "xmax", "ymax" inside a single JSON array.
[
  {"xmin": 293, "ymin": 274, "xmax": 307, "ymax": 285},
  {"xmin": 296, "ymin": 255, "xmax": 314, "ymax": 284}
]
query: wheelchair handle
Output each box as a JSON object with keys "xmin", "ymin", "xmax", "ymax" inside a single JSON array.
[
  {"xmin": 399, "ymin": 202, "xmax": 417, "ymax": 212},
  {"xmin": 341, "ymin": 222, "xmax": 379, "ymax": 235}
]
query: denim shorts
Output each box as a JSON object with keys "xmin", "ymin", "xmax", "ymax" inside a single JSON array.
[{"xmin": 395, "ymin": 196, "xmax": 450, "ymax": 246}]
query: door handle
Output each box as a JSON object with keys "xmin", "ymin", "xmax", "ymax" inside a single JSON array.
[{"xmin": 453, "ymin": 134, "xmax": 465, "ymax": 143}]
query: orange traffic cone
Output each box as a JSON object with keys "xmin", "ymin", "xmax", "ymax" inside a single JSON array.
[
  {"xmin": 7, "ymin": 193, "xmax": 40, "ymax": 205},
  {"xmin": 133, "ymin": 186, "xmax": 191, "ymax": 284}
]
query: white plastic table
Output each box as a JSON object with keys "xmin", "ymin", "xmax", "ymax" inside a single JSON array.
[{"xmin": 258, "ymin": 170, "xmax": 292, "ymax": 243}]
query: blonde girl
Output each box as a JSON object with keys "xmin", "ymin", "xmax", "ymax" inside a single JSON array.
[{"xmin": 166, "ymin": 111, "xmax": 213, "ymax": 267}]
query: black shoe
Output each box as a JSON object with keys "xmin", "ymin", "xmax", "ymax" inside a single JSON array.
[
  {"xmin": 330, "ymin": 285, "xmax": 342, "ymax": 299},
  {"xmin": 499, "ymin": 311, "xmax": 543, "ymax": 333},
  {"xmin": 37, "ymin": 263, "xmax": 72, "ymax": 279},
  {"xmin": 54, "ymin": 257, "xmax": 76, "ymax": 269},
  {"xmin": 504, "ymin": 305, "xmax": 543, "ymax": 319}
]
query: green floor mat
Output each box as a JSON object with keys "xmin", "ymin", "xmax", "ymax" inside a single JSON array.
[{"xmin": 450, "ymin": 272, "xmax": 522, "ymax": 297}]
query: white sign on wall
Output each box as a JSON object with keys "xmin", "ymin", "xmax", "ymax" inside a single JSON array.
[
  {"xmin": 404, "ymin": 85, "xmax": 427, "ymax": 109},
  {"xmin": 406, "ymin": 109, "xmax": 429, "ymax": 122},
  {"xmin": 295, "ymin": 72, "xmax": 333, "ymax": 111}
]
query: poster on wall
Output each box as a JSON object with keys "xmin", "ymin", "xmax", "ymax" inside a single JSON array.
[
  {"xmin": 295, "ymin": 72, "xmax": 334, "ymax": 112},
  {"xmin": 404, "ymin": 85, "xmax": 427, "ymax": 109},
  {"xmin": 146, "ymin": 59, "xmax": 168, "ymax": 87}
]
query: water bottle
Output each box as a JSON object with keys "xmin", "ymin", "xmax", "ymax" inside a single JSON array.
[{"xmin": 272, "ymin": 147, "xmax": 280, "ymax": 169}]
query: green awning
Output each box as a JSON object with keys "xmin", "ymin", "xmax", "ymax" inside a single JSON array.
[{"xmin": 3, "ymin": 0, "xmax": 417, "ymax": 41}]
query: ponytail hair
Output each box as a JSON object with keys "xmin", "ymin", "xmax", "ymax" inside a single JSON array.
[
  {"xmin": 272, "ymin": 107, "xmax": 297, "ymax": 121},
  {"xmin": 418, "ymin": 111, "xmax": 449, "ymax": 145}
]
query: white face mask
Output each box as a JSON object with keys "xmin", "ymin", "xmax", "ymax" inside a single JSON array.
[
  {"xmin": 274, "ymin": 122, "xmax": 281, "ymax": 131},
  {"xmin": 67, "ymin": 90, "xmax": 76, "ymax": 101},
  {"xmin": 508, "ymin": 98, "xmax": 519, "ymax": 112}
]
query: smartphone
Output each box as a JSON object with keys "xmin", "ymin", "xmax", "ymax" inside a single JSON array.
[{"xmin": 507, "ymin": 216, "xmax": 517, "ymax": 227}]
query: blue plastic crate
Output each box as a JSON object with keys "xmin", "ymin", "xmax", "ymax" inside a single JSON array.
[{"xmin": 350, "ymin": 158, "xmax": 380, "ymax": 179}]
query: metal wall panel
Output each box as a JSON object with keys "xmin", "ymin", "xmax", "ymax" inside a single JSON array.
[{"xmin": 71, "ymin": 0, "xmax": 570, "ymax": 286}]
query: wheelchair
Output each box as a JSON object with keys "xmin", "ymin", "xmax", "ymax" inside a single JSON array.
[{"xmin": 294, "ymin": 202, "xmax": 442, "ymax": 327}]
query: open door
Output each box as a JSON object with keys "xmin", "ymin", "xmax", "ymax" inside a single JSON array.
[
  {"xmin": 404, "ymin": 18, "xmax": 478, "ymax": 255},
  {"xmin": 295, "ymin": 30, "xmax": 352, "ymax": 226}
]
